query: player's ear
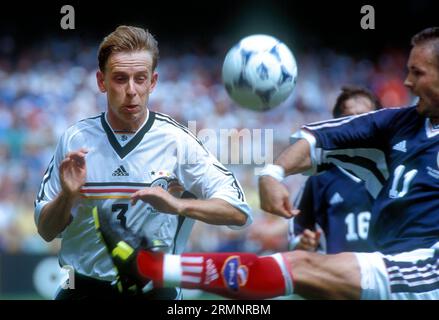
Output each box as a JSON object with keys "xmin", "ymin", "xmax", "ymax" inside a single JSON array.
[
  {"xmin": 148, "ymin": 72, "xmax": 158, "ymax": 93},
  {"xmin": 96, "ymin": 70, "xmax": 107, "ymax": 93}
]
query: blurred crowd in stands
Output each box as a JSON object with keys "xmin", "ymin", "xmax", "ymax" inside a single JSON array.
[{"xmin": 0, "ymin": 35, "xmax": 413, "ymax": 255}]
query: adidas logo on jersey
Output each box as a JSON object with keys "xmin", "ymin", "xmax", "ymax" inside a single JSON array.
[
  {"xmin": 329, "ymin": 192, "xmax": 344, "ymax": 205},
  {"xmin": 392, "ymin": 140, "xmax": 407, "ymax": 153},
  {"xmin": 112, "ymin": 165, "xmax": 129, "ymax": 176}
]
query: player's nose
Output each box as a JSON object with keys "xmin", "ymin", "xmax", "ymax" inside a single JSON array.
[
  {"xmin": 404, "ymin": 74, "xmax": 414, "ymax": 89},
  {"xmin": 126, "ymin": 79, "xmax": 137, "ymax": 96}
]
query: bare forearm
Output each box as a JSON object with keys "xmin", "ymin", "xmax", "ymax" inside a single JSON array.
[
  {"xmin": 38, "ymin": 191, "xmax": 75, "ymax": 242},
  {"xmin": 258, "ymin": 139, "xmax": 312, "ymax": 218},
  {"xmin": 178, "ymin": 198, "xmax": 247, "ymax": 226},
  {"xmin": 274, "ymin": 139, "xmax": 312, "ymax": 175}
]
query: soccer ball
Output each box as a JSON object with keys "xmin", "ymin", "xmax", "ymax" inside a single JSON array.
[{"xmin": 222, "ymin": 34, "xmax": 298, "ymax": 111}]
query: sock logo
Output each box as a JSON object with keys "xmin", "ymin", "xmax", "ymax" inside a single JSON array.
[
  {"xmin": 221, "ymin": 256, "xmax": 249, "ymax": 291},
  {"xmin": 204, "ymin": 258, "xmax": 219, "ymax": 285}
]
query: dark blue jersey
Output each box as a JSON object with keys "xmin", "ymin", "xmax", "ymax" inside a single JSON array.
[
  {"xmin": 298, "ymin": 106, "xmax": 439, "ymax": 254},
  {"xmin": 291, "ymin": 166, "xmax": 375, "ymax": 253}
]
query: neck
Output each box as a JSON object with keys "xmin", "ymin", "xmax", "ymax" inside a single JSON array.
[
  {"xmin": 431, "ymin": 117, "xmax": 439, "ymax": 126},
  {"xmin": 106, "ymin": 110, "xmax": 148, "ymax": 132}
]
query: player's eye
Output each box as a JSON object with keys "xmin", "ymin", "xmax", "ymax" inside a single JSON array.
[
  {"xmin": 114, "ymin": 75, "xmax": 128, "ymax": 82},
  {"xmin": 411, "ymin": 68, "xmax": 424, "ymax": 77},
  {"xmin": 135, "ymin": 75, "xmax": 147, "ymax": 82}
]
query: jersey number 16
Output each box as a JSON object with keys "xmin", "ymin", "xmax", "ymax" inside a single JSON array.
[{"xmin": 345, "ymin": 211, "xmax": 371, "ymax": 241}]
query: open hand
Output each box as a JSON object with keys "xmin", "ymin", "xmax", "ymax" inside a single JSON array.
[{"xmin": 59, "ymin": 148, "xmax": 88, "ymax": 199}]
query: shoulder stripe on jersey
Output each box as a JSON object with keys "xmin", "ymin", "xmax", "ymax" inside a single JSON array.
[
  {"xmin": 154, "ymin": 113, "xmax": 193, "ymax": 134},
  {"xmin": 35, "ymin": 156, "xmax": 55, "ymax": 204},
  {"xmin": 79, "ymin": 113, "xmax": 102, "ymax": 122},
  {"xmin": 305, "ymin": 114, "xmax": 366, "ymax": 130},
  {"xmin": 154, "ymin": 113, "xmax": 203, "ymax": 143},
  {"xmin": 100, "ymin": 111, "xmax": 155, "ymax": 159},
  {"xmin": 212, "ymin": 163, "xmax": 245, "ymax": 201},
  {"xmin": 154, "ymin": 113, "xmax": 210, "ymax": 154},
  {"xmin": 154, "ymin": 112, "xmax": 192, "ymax": 133},
  {"xmin": 212, "ymin": 163, "xmax": 229, "ymax": 173},
  {"xmin": 304, "ymin": 108, "xmax": 388, "ymax": 130},
  {"xmin": 155, "ymin": 113, "xmax": 245, "ymax": 201}
]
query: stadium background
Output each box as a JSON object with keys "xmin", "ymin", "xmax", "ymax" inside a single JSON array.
[{"xmin": 0, "ymin": 0, "xmax": 437, "ymax": 299}]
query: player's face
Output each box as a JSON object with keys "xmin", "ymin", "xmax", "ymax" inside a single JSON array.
[
  {"xmin": 340, "ymin": 96, "xmax": 375, "ymax": 117},
  {"xmin": 96, "ymin": 50, "xmax": 158, "ymax": 131},
  {"xmin": 404, "ymin": 43, "xmax": 439, "ymax": 122}
]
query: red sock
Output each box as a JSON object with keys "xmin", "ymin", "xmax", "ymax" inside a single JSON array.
[
  {"xmin": 136, "ymin": 251, "xmax": 293, "ymax": 299},
  {"xmin": 136, "ymin": 250, "xmax": 165, "ymax": 287}
]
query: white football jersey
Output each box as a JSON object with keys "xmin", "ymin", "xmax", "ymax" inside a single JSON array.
[{"xmin": 35, "ymin": 110, "xmax": 252, "ymax": 281}]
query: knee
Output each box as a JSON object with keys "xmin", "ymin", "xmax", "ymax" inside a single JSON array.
[
  {"xmin": 281, "ymin": 250, "xmax": 316, "ymax": 271},
  {"xmin": 281, "ymin": 251, "xmax": 361, "ymax": 299}
]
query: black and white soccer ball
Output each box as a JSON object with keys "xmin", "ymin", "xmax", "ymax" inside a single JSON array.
[{"xmin": 222, "ymin": 34, "xmax": 298, "ymax": 111}]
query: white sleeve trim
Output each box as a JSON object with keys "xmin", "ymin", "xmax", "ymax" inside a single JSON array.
[
  {"xmin": 209, "ymin": 194, "xmax": 253, "ymax": 230},
  {"xmin": 290, "ymin": 129, "xmax": 320, "ymax": 176}
]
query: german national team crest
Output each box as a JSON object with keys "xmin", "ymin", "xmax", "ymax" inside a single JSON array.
[
  {"xmin": 151, "ymin": 177, "xmax": 169, "ymax": 190},
  {"xmin": 150, "ymin": 170, "xmax": 183, "ymax": 195},
  {"xmin": 221, "ymin": 256, "xmax": 249, "ymax": 291}
]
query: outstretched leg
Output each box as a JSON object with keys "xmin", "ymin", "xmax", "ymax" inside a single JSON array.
[
  {"xmin": 94, "ymin": 207, "xmax": 362, "ymax": 299},
  {"xmin": 136, "ymin": 249, "xmax": 361, "ymax": 299},
  {"xmin": 137, "ymin": 250, "xmax": 293, "ymax": 299}
]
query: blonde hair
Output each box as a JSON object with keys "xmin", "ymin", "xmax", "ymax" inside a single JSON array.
[{"xmin": 98, "ymin": 25, "xmax": 159, "ymax": 72}]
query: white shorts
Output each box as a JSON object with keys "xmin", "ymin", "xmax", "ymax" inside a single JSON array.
[{"xmin": 354, "ymin": 245, "xmax": 439, "ymax": 300}]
